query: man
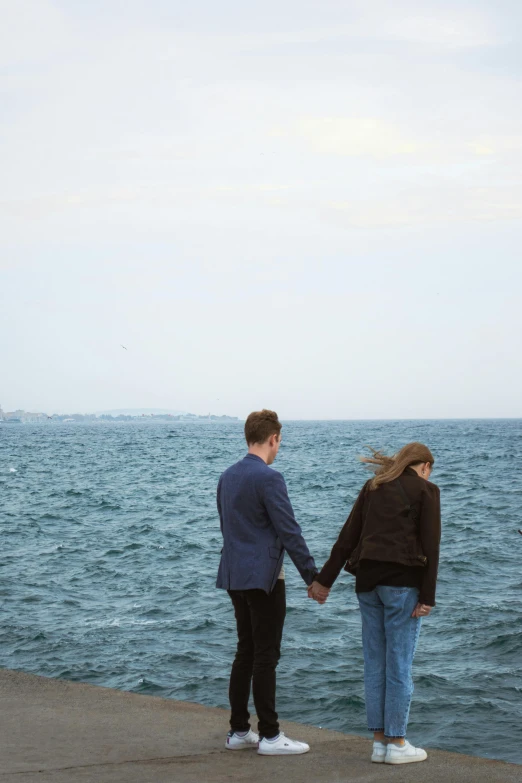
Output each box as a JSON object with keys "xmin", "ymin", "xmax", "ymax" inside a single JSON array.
[{"xmin": 216, "ymin": 409, "xmax": 320, "ymax": 755}]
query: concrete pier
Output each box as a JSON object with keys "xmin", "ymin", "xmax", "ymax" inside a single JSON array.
[{"xmin": 1, "ymin": 669, "xmax": 519, "ymax": 782}]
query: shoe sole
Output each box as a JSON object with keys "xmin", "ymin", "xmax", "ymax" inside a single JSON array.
[
  {"xmin": 258, "ymin": 747, "xmax": 310, "ymax": 756},
  {"xmin": 371, "ymin": 756, "xmax": 386, "ymax": 763},
  {"xmin": 385, "ymin": 754, "xmax": 428, "ymax": 764},
  {"xmin": 226, "ymin": 744, "xmax": 259, "ymax": 751}
]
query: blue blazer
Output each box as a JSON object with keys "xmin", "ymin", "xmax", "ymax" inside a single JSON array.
[{"xmin": 216, "ymin": 453, "xmax": 317, "ymax": 593}]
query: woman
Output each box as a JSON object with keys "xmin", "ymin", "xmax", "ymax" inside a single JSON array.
[{"xmin": 309, "ymin": 442, "xmax": 441, "ymax": 765}]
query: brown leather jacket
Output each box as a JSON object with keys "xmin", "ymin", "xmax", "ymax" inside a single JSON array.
[{"xmin": 317, "ymin": 467, "xmax": 441, "ymax": 606}]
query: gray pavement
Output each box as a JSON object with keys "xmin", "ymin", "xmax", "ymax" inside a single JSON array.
[{"xmin": 0, "ymin": 669, "xmax": 519, "ymax": 783}]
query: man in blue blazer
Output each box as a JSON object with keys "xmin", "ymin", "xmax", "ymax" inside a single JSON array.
[{"xmin": 217, "ymin": 409, "xmax": 320, "ymax": 756}]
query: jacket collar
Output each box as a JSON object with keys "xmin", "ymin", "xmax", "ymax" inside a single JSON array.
[{"xmin": 244, "ymin": 453, "xmax": 266, "ymax": 464}]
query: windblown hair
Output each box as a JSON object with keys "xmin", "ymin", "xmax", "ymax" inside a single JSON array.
[
  {"xmin": 244, "ymin": 409, "xmax": 282, "ymax": 445},
  {"xmin": 361, "ymin": 442, "xmax": 434, "ymax": 490}
]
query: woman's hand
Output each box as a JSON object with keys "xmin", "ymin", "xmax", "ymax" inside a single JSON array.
[
  {"xmin": 307, "ymin": 581, "xmax": 330, "ymax": 604},
  {"xmin": 412, "ymin": 602, "xmax": 432, "ymax": 618}
]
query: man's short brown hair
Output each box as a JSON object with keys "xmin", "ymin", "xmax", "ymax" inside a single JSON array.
[{"xmin": 244, "ymin": 409, "xmax": 282, "ymax": 445}]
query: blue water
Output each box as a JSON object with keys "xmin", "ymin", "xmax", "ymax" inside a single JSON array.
[{"xmin": 1, "ymin": 420, "xmax": 521, "ymax": 764}]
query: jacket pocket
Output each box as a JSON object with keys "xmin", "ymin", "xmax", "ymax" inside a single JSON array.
[{"xmin": 269, "ymin": 546, "xmax": 283, "ymax": 559}]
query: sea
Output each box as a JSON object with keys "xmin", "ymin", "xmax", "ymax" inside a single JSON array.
[{"xmin": 1, "ymin": 419, "xmax": 521, "ymax": 764}]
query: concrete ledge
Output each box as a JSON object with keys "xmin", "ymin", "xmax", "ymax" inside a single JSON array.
[{"xmin": 0, "ymin": 669, "xmax": 519, "ymax": 782}]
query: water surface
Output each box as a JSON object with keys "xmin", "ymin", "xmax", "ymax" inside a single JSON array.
[{"xmin": 1, "ymin": 419, "xmax": 521, "ymax": 764}]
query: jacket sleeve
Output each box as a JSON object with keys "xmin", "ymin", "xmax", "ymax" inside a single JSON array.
[
  {"xmin": 217, "ymin": 476, "xmax": 223, "ymax": 534},
  {"xmin": 315, "ymin": 482, "xmax": 368, "ymax": 588},
  {"xmin": 262, "ymin": 471, "xmax": 318, "ymax": 586},
  {"xmin": 418, "ymin": 483, "xmax": 441, "ymax": 606}
]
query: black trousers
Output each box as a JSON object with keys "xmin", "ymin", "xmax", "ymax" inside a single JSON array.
[{"xmin": 227, "ymin": 580, "xmax": 286, "ymax": 739}]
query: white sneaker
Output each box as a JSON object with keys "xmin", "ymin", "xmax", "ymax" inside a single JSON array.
[
  {"xmin": 371, "ymin": 741, "xmax": 387, "ymax": 763},
  {"xmin": 225, "ymin": 729, "xmax": 259, "ymax": 750},
  {"xmin": 385, "ymin": 739, "xmax": 427, "ymax": 764},
  {"xmin": 258, "ymin": 732, "xmax": 310, "ymax": 755}
]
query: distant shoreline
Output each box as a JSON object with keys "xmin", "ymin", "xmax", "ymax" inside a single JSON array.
[
  {"xmin": 0, "ymin": 413, "xmax": 239, "ymax": 424},
  {"xmin": 1, "ymin": 415, "xmax": 521, "ymax": 425}
]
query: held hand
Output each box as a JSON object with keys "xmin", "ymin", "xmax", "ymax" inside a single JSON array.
[
  {"xmin": 307, "ymin": 581, "xmax": 330, "ymax": 604},
  {"xmin": 411, "ymin": 602, "xmax": 432, "ymax": 618}
]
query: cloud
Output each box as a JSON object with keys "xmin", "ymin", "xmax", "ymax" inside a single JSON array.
[
  {"xmin": 0, "ymin": 181, "xmax": 299, "ymax": 223},
  {"xmin": 0, "ymin": 0, "xmax": 70, "ymax": 66},
  {"xmin": 380, "ymin": 12, "xmax": 500, "ymax": 49},
  {"xmin": 183, "ymin": 3, "xmax": 501, "ymax": 52},
  {"xmin": 467, "ymin": 135, "xmax": 522, "ymax": 156},
  {"xmin": 270, "ymin": 117, "xmax": 522, "ymax": 171},
  {"xmin": 327, "ymin": 185, "xmax": 522, "ymax": 228},
  {"xmin": 273, "ymin": 117, "xmax": 419, "ymax": 159}
]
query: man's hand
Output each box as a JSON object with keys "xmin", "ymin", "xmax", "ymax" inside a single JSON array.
[
  {"xmin": 307, "ymin": 581, "xmax": 330, "ymax": 604},
  {"xmin": 411, "ymin": 603, "xmax": 432, "ymax": 618}
]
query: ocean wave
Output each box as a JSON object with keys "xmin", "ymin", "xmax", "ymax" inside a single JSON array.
[{"xmin": 134, "ymin": 677, "xmax": 164, "ymax": 692}]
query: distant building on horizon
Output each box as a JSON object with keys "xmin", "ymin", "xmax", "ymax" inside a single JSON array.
[
  {"xmin": 0, "ymin": 406, "xmax": 239, "ymax": 423},
  {"xmin": 0, "ymin": 405, "xmax": 48, "ymax": 423}
]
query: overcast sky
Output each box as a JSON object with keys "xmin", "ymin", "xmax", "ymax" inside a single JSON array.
[{"xmin": 2, "ymin": 0, "xmax": 521, "ymax": 419}]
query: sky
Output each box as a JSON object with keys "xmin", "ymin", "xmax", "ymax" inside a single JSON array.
[{"xmin": 1, "ymin": 0, "xmax": 522, "ymax": 419}]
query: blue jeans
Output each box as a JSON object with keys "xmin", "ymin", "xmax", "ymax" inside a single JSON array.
[{"xmin": 357, "ymin": 586, "xmax": 422, "ymax": 738}]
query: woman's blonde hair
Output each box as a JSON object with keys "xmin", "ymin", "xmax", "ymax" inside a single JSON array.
[{"xmin": 360, "ymin": 442, "xmax": 434, "ymax": 490}]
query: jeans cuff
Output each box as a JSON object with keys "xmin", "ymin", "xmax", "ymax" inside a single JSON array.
[
  {"xmin": 368, "ymin": 727, "xmax": 384, "ymax": 732},
  {"xmin": 385, "ymin": 734, "xmax": 405, "ymax": 739}
]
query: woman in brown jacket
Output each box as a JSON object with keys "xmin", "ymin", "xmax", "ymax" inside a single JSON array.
[{"xmin": 309, "ymin": 442, "xmax": 441, "ymax": 766}]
